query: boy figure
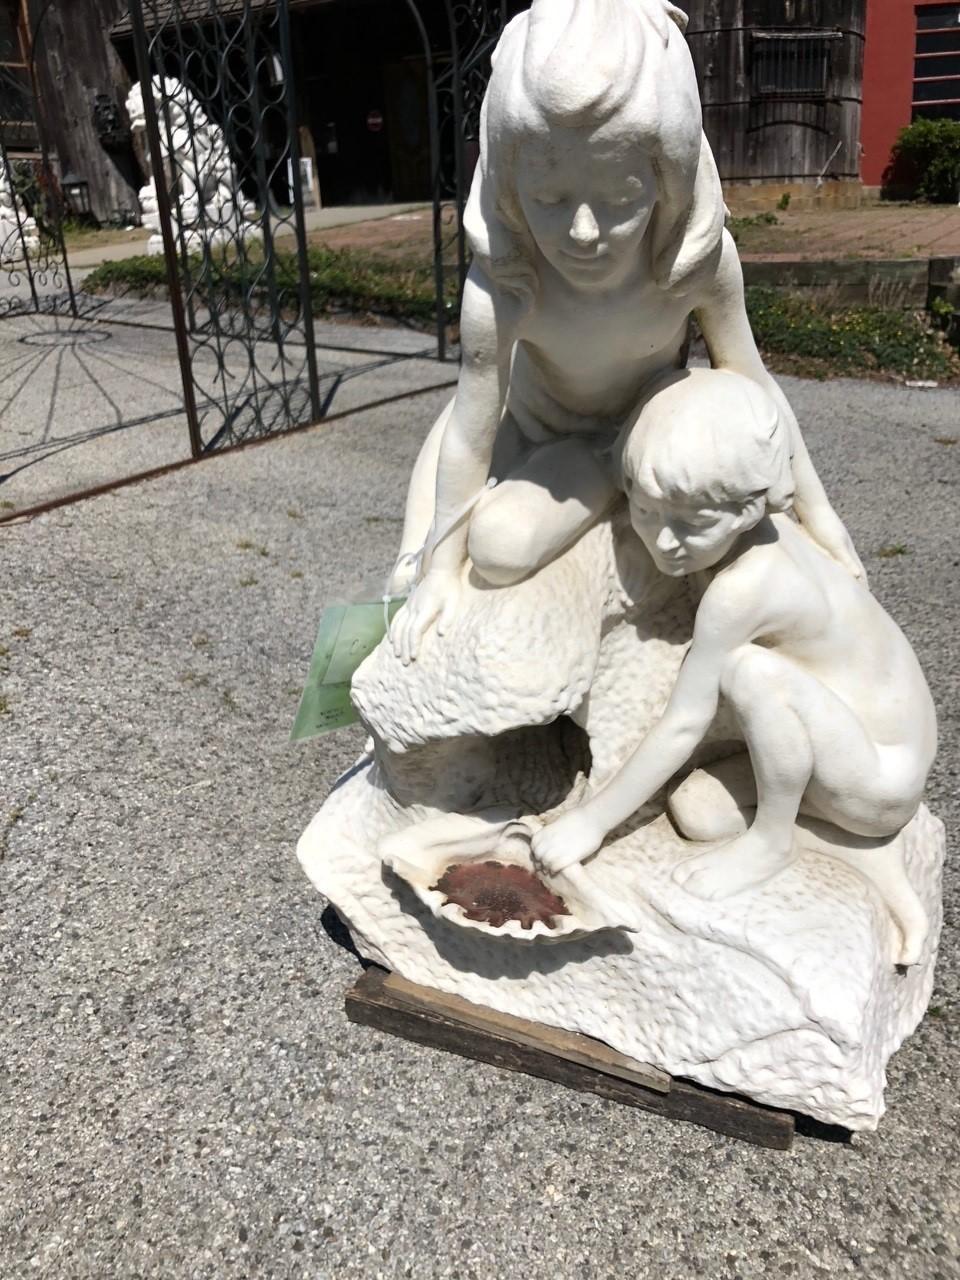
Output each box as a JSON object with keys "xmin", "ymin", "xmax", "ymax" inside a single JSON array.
[{"xmin": 532, "ymin": 369, "xmax": 936, "ymax": 920}]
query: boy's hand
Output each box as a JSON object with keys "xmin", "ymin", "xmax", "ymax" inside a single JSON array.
[
  {"xmin": 389, "ymin": 569, "xmax": 461, "ymax": 665},
  {"xmin": 531, "ymin": 808, "xmax": 606, "ymax": 877}
]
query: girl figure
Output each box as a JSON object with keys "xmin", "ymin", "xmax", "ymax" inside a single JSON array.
[
  {"xmin": 389, "ymin": 0, "xmax": 862, "ymax": 664},
  {"xmin": 530, "ymin": 368, "xmax": 935, "ymax": 963}
]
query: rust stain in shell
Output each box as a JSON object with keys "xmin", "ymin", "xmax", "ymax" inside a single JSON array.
[{"xmin": 431, "ymin": 860, "xmax": 570, "ymax": 930}]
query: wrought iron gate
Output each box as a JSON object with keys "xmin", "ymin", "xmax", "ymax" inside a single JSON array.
[
  {"xmin": 128, "ymin": 0, "xmax": 321, "ymax": 455},
  {"xmin": 126, "ymin": 0, "xmax": 511, "ymax": 454},
  {"xmin": 430, "ymin": 0, "xmax": 509, "ymax": 354},
  {"xmin": 0, "ymin": 25, "xmax": 77, "ymax": 319}
]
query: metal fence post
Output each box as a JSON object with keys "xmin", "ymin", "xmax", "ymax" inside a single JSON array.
[
  {"xmin": 127, "ymin": 0, "xmax": 204, "ymax": 458},
  {"xmin": 277, "ymin": 0, "xmax": 322, "ymax": 420}
]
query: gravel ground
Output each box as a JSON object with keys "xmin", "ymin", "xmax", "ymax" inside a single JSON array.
[
  {"xmin": 0, "ymin": 307, "xmax": 448, "ymax": 516},
  {"xmin": 0, "ymin": 374, "xmax": 958, "ymax": 1279}
]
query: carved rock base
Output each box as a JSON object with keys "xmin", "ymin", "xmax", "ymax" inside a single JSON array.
[{"xmin": 299, "ymin": 763, "xmax": 944, "ymax": 1132}]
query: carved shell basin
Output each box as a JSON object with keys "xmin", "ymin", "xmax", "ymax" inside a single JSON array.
[{"xmin": 379, "ymin": 813, "xmax": 634, "ymax": 944}]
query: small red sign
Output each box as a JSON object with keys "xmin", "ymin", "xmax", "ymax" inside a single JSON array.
[{"xmin": 366, "ymin": 109, "xmax": 384, "ymax": 133}]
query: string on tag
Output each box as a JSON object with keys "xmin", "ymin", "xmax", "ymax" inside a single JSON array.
[{"xmin": 384, "ymin": 476, "xmax": 499, "ymax": 603}]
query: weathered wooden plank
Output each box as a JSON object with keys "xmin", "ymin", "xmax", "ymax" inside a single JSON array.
[
  {"xmin": 346, "ymin": 967, "xmax": 796, "ymax": 1151},
  {"xmin": 384, "ymin": 972, "xmax": 672, "ymax": 1095}
]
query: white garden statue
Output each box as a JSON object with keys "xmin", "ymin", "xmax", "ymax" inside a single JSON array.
[
  {"xmin": 297, "ymin": 0, "xmax": 944, "ymax": 1132},
  {"xmin": 0, "ymin": 153, "xmax": 39, "ymax": 266},
  {"xmin": 126, "ymin": 77, "xmax": 261, "ymax": 256}
]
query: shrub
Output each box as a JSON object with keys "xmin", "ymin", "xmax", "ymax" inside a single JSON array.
[
  {"xmin": 891, "ymin": 118, "xmax": 960, "ymax": 203},
  {"xmin": 745, "ymin": 285, "xmax": 960, "ymax": 381}
]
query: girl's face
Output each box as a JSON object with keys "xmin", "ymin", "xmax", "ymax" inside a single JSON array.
[
  {"xmin": 624, "ymin": 476, "xmax": 764, "ymax": 577},
  {"xmin": 515, "ymin": 126, "xmax": 656, "ymax": 291}
]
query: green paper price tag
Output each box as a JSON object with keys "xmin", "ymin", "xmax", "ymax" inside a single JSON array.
[{"xmin": 291, "ymin": 598, "xmax": 405, "ymax": 740}]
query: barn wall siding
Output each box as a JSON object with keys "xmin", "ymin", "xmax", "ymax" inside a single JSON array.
[
  {"xmin": 682, "ymin": 0, "xmax": 865, "ymax": 184},
  {"xmin": 29, "ymin": 0, "xmax": 140, "ymax": 223}
]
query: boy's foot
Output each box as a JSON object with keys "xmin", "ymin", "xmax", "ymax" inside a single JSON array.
[{"xmin": 672, "ymin": 832, "xmax": 795, "ymax": 900}]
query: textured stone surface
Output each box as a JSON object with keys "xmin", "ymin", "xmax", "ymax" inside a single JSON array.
[
  {"xmin": 300, "ymin": 749, "xmax": 944, "ymax": 1131},
  {"xmin": 314, "ymin": 474, "xmax": 947, "ymax": 1132},
  {"xmin": 355, "ymin": 510, "xmax": 737, "ymax": 788}
]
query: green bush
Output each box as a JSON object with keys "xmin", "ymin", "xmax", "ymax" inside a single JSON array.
[
  {"xmin": 83, "ymin": 254, "xmax": 169, "ymax": 293},
  {"xmin": 891, "ymin": 118, "xmax": 960, "ymax": 203},
  {"xmin": 745, "ymin": 286, "xmax": 960, "ymax": 381}
]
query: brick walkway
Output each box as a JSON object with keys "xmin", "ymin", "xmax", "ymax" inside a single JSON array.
[
  {"xmin": 313, "ymin": 201, "xmax": 960, "ymax": 265},
  {"xmin": 732, "ymin": 202, "xmax": 960, "ymax": 262},
  {"xmin": 62, "ymin": 201, "xmax": 960, "ymax": 272}
]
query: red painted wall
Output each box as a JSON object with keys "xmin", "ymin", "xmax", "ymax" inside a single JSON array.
[{"xmin": 861, "ymin": 0, "xmax": 955, "ymax": 185}]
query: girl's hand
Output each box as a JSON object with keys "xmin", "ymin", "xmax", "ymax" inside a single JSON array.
[
  {"xmin": 531, "ymin": 809, "xmax": 607, "ymax": 877},
  {"xmin": 389, "ymin": 569, "xmax": 461, "ymax": 665},
  {"xmin": 802, "ymin": 505, "xmax": 867, "ymax": 582}
]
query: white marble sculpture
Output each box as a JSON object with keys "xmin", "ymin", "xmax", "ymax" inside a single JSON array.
[
  {"xmin": 298, "ymin": 0, "xmax": 944, "ymax": 1132},
  {"xmin": 0, "ymin": 154, "xmax": 39, "ymax": 265},
  {"xmin": 126, "ymin": 78, "xmax": 261, "ymax": 256}
]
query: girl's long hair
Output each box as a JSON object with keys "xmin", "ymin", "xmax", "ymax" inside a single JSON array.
[{"xmin": 464, "ymin": 0, "xmax": 725, "ymax": 303}]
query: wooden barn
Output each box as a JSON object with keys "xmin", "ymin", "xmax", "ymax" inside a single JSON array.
[
  {"xmin": 681, "ymin": 0, "xmax": 866, "ymax": 203},
  {"xmin": 0, "ymin": 0, "xmax": 142, "ymax": 224},
  {"xmin": 3, "ymin": 0, "xmax": 873, "ymax": 226}
]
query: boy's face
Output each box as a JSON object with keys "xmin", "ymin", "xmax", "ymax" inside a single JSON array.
[
  {"xmin": 625, "ymin": 479, "xmax": 764, "ymax": 576},
  {"xmin": 515, "ymin": 127, "xmax": 656, "ymax": 292}
]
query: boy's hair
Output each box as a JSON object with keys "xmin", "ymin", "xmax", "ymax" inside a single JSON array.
[
  {"xmin": 463, "ymin": 0, "xmax": 725, "ymax": 302},
  {"xmin": 621, "ymin": 368, "xmax": 795, "ymax": 512}
]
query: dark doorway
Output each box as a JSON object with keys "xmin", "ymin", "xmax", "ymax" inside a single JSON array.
[{"xmin": 294, "ymin": 0, "xmax": 435, "ymax": 205}]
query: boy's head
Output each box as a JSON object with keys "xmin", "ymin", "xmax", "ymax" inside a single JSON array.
[{"xmin": 620, "ymin": 368, "xmax": 794, "ymax": 577}]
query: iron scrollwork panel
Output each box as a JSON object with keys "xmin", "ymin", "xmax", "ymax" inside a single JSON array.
[
  {"xmin": 130, "ymin": 0, "xmax": 320, "ymax": 453},
  {"xmin": 428, "ymin": 0, "xmax": 509, "ymax": 337},
  {"xmin": 0, "ymin": 37, "xmax": 76, "ymax": 319}
]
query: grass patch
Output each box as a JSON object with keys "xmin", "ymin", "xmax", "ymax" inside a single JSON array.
[
  {"xmin": 745, "ymin": 287, "xmax": 960, "ymax": 383},
  {"xmin": 727, "ymin": 211, "xmax": 779, "ymax": 244},
  {"xmin": 84, "ymin": 243, "xmax": 455, "ymax": 326},
  {"xmin": 84, "ymin": 248, "xmax": 959, "ymax": 382},
  {"xmin": 876, "ymin": 544, "xmax": 911, "ymax": 558},
  {"xmin": 62, "ymin": 222, "xmax": 150, "ymax": 253}
]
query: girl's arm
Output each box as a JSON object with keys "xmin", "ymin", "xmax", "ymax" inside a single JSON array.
[
  {"xmin": 532, "ymin": 587, "xmax": 745, "ymax": 875},
  {"xmin": 390, "ymin": 261, "xmax": 516, "ymax": 663},
  {"xmin": 694, "ymin": 230, "xmax": 865, "ymax": 580}
]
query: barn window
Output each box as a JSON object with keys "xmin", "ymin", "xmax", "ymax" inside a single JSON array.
[
  {"xmin": 913, "ymin": 3, "xmax": 960, "ymax": 121},
  {"xmin": 750, "ymin": 31, "xmax": 841, "ymax": 101}
]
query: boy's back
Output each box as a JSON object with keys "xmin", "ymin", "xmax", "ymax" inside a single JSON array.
[{"xmin": 705, "ymin": 515, "xmax": 935, "ymax": 751}]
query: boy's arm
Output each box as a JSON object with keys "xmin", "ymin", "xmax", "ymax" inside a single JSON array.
[
  {"xmin": 390, "ymin": 261, "xmax": 516, "ymax": 663},
  {"xmin": 693, "ymin": 231, "xmax": 865, "ymax": 580},
  {"xmin": 532, "ymin": 586, "xmax": 749, "ymax": 875}
]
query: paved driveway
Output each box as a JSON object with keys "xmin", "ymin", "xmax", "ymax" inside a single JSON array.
[{"xmin": 0, "ymin": 374, "xmax": 957, "ymax": 1278}]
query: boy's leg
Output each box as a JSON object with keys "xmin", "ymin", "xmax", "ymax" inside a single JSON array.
[
  {"xmin": 675, "ymin": 645, "xmax": 906, "ymax": 899},
  {"xmin": 468, "ymin": 438, "xmax": 618, "ymax": 586}
]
